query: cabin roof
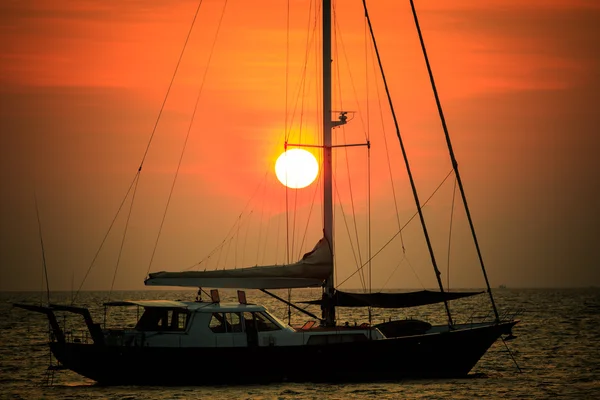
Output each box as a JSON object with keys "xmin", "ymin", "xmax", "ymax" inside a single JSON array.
[{"xmin": 103, "ymin": 300, "xmax": 266, "ymax": 312}]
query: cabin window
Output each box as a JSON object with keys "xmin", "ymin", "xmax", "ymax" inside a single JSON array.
[
  {"xmin": 135, "ymin": 308, "xmax": 189, "ymax": 331},
  {"xmin": 209, "ymin": 312, "xmax": 245, "ymax": 333},
  {"xmin": 242, "ymin": 312, "xmax": 256, "ymax": 332},
  {"xmin": 255, "ymin": 312, "xmax": 280, "ymax": 332},
  {"xmin": 241, "ymin": 312, "xmax": 280, "ymax": 332},
  {"xmin": 209, "ymin": 312, "xmax": 228, "ymax": 333},
  {"xmin": 171, "ymin": 310, "xmax": 188, "ymax": 330},
  {"xmin": 225, "ymin": 312, "xmax": 242, "ymax": 332}
]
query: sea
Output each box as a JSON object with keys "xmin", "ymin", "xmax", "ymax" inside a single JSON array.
[{"xmin": 1, "ymin": 288, "xmax": 599, "ymax": 399}]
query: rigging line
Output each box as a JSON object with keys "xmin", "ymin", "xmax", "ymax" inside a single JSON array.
[
  {"xmin": 39, "ymin": 267, "xmax": 43, "ymax": 306},
  {"xmin": 337, "ymin": 168, "xmax": 454, "ymax": 288},
  {"xmin": 260, "ymin": 174, "xmax": 275, "ymax": 265},
  {"xmin": 370, "ymin": 43, "xmax": 405, "ymax": 253},
  {"xmin": 137, "ymin": 0, "xmax": 205, "ymax": 172},
  {"xmin": 341, "ymin": 128, "xmax": 366, "ymax": 286},
  {"xmin": 402, "ymin": 253, "xmax": 424, "ymax": 288},
  {"xmin": 285, "ymin": 0, "xmax": 291, "ymax": 265},
  {"xmin": 368, "ymin": 142, "xmax": 372, "ymax": 294},
  {"xmin": 71, "ymin": 270, "xmax": 75, "ymax": 305},
  {"xmin": 261, "ymin": 289, "xmax": 322, "ymax": 322},
  {"xmin": 241, "ymin": 210, "xmax": 253, "ymax": 268},
  {"xmin": 290, "ymin": 5, "xmax": 319, "ymax": 259},
  {"xmin": 409, "ymin": 0, "xmax": 499, "ymax": 322},
  {"xmin": 278, "ymin": 306, "xmax": 305, "ymax": 324},
  {"xmin": 288, "ymin": 147, "xmax": 301, "ymax": 261},
  {"xmin": 285, "ymin": 166, "xmax": 290, "ymax": 263},
  {"xmin": 108, "ymin": 174, "xmax": 141, "ymax": 302},
  {"xmin": 145, "ymin": 0, "xmax": 228, "ymax": 277},
  {"xmin": 368, "ymin": 151, "xmax": 411, "ymax": 290},
  {"xmin": 291, "ymin": 104, "xmax": 317, "ymax": 259},
  {"xmin": 502, "ymin": 336, "xmax": 523, "ymax": 373},
  {"xmin": 380, "ymin": 258, "xmax": 403, "ymax": 291},
  {"xmin": 223, "ymin": 232, "xmax": 234, "ymax": 269},
  {"xmin": 332, "ymin": 7, "xmax": 369, "ymax": 140},
  {"xmin": 235, "ymin": 214, "xmax": 241, "ymax": 268},
  {"xmin": 332, "ymin": 0, "xmax": 338, "ymax": 114},
  {"xmin": 333, "ymin": 177, "xmax": 366, "ymax": 290},
  {"xmin": 34, "ymin": 193, "xmax": 50, "ymax": 305},
  {"xmin": 275, "ymin": 190, "xmax": 283, "ymax": 264},
  {"xmin": 287, "ymin": 288, "xmax": 292, "ymax": 324},
  {"xmin": 376, "ymin": 235, "xmax": 425, "ymax": 290},
  {"xmin": 289, "ymin": 69, "xmax": 319, "ymax": 259},
  {"xmin": 184, "ymin": 170, "xmax": 268, "ymax": 270},
  {"xmin": 73, "ymin": 172, "xmax": 140, "ymax": 304},
  {"xmin": 288, "ymin": 92, "xmax": 317, "ymax": 260},
  {"xmin": 314, "ymin": 0, "xmax": 323, "ymax": 202},
  {"xmin": 255, "ymin": 171, "xmax": 268, "ymax": 264},
  {"xmin": 76, "ymin": 0, "xmax": 205, "ymax": 299},
  {"xmin": 222, "ymin": 207, "xmax": 259, "ymax": 265},
  {"xmin": 381, "ymin": 254, "xmax": 426, "ymax": 291},
  {"xmin": 285, "ymin": 0, "xmax": 290, "ymax": 138},
  {"xmin": 297, "ymin": 167, "xmax": 321, "ymax": 260},
  {"xmin": 282, "ymin": 2, "xmax": 316, "ymax": 259},
  {"xmin": 364, "ymin": 7, "xmax": 372, "ymax": 296},
  {"xmin": 332, "ymin": 10, "xmax": 365, "ymax": 285},
  {"xmin": 314, "ymin": 0, "xmax": 323, "ymax": 150},
  {"xmin": 362, "ymin": 0, "xmax": 453, "ymax": 326},
  {"xmin": 186, "ymin": 228, "xmax": 259, "ymax": 267},
  {"xmin": 364, "ymin": 10, "xmax": 370, "ymax": 142},
  {"xmin": 447, "ymin": 175, "xmax": 458, "ymax": 291},
  {"xmin": 186, "ymin": 233, "xmax": 229, "ymax": 270},
  {"xmin": 285, "ymin": 0, "xmax": 316, "ymax": 142},
  {"xmin": 216, "ymin": 239, "xmax": 224, "ymax": 269}
]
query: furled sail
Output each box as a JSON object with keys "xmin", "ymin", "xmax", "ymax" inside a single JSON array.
[
  {"xmin": 302, "ymin": 290, "xmax": 483, "ymax": 308},
  {"xmin": 144, "ymin": 238, "xmax": 332, "ymax": 289}
]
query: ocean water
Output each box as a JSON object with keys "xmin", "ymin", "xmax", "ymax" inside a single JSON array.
[{"xmin": 1, "ymin": 288, "xmax": 599, "ymax": 399}]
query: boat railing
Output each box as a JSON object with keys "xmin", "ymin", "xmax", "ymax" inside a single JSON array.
[
  {"xmin": 62, "ymin": 329, "xmax": 92, "ymax": 344},
  {"xmin": 462, "ymin": 310, "xmax": 493, "ymax": 326},
  {"xmin": 502, "ymin": 307, "xmax": 525, "ymax": 321},
  {"xmin": 51, "ymin": 323, "xmax": 146, "ymax": 347},
  {"xmin": 104, "ymin": 329, "xmax": 146, "ymax": 347},
  {"xmin": 462, "ymin": 307, "xmax": 525, "ymax": 327}
]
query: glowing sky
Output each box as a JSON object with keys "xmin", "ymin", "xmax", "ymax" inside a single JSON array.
[{"xmin": 1, "ymin": 0, "xmax": 599, "ymax": 291}]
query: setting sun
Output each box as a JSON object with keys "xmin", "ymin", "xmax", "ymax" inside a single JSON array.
[{"xmin": 275, "ymin": 149, "xmax": 319, "ymax": 189}]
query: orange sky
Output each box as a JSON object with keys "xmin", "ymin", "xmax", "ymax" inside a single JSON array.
[{"xmin": 1, "ymin": 0, "xmax": 599, "ymax": 291}]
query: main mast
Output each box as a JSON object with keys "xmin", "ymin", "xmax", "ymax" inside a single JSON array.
[{"xmin": 322, "ymin": 0, "xmax": 335, "ymax": 327}]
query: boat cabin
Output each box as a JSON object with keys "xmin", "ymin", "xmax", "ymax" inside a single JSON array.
[{"xmin": 101, "ymin": 293, "xmax": 383, "ymax": 348}]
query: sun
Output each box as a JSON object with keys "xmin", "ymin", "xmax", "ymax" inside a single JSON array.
[{"xmin": 275, "ymin": 149, "xmax": 319, "ymax": 189}]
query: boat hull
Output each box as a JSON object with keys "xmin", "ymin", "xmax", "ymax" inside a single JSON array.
[{"xmin": 49, "ymin": 321, "xmax": 516, "ymax": 385}]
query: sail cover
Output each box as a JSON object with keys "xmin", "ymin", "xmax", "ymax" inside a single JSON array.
[
  {"xmin": 144, "ymin": 238, "xmax": 332, "ymax": 289},
  {"xmin": 302, "ymin": 290, "xmax": 483, "ymax": 308}
]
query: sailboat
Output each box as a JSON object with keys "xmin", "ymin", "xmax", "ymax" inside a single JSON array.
[{"xmin": 14, "ymin": 1, "xmax": 519, "ymax": 385}]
